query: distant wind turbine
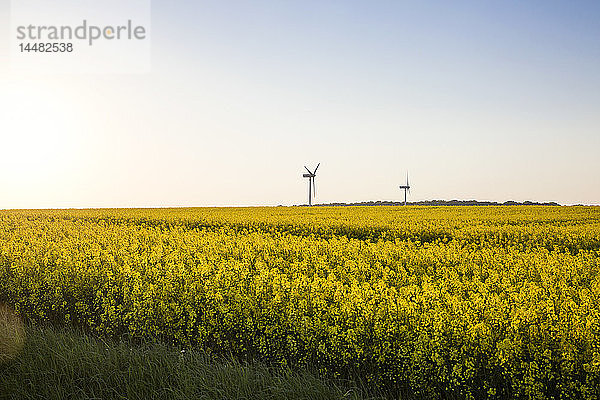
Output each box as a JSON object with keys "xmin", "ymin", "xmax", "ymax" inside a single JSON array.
[
  {"xmin": 302, "ymin": 163, "xmax": 320, "ymax": 206},
  {"xmin": 399, "ymin": 173, "xmax": 410, "ymax": 206}
]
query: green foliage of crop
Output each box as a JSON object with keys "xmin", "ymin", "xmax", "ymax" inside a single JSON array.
[{"xmin": 1, "ymin": 206, "xmax": 600, "ymax": 399}]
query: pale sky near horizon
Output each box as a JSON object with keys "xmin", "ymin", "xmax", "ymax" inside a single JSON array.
[{"xmin": 0, "ymin": 1, "xmax": 599, "ymax": 208}]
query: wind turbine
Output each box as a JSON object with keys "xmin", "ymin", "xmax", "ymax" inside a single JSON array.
[
  {"xmin": 302, "ymin": 163, "xmax": 320, "ymax": 206},
  {"xmin": 399, "ymin": 173, "xmax": 410, "ymax": 206}
]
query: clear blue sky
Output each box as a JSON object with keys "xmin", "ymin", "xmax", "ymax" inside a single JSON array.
[{"xmin": 1, "ymin": 1, "xmax": 599, "ymax": 207}]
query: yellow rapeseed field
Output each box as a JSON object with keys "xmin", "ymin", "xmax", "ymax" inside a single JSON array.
[{"xmin": 1, "ymin": 206, "xmax": 599, "ymax": 399}]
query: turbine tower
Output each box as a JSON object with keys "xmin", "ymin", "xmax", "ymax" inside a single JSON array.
[
  {"xmin": 399, "ymin": 173, "xmax": 410, "ymax": 206},
  {"xmin": 302, "ymin": 163, "xmax": 320, "ymax": 206}
]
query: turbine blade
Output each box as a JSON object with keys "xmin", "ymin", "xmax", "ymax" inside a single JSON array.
[
  {"xmin": 304, "ymin": 166, "xmax": 312, "ymax": 175},
  {"xmin": 313, "ymin": 177, "xmax": 316, "ymax": 197},
  {"xmin": 313, "ymin": 163, "xmax": 320, "ymax": 174}
]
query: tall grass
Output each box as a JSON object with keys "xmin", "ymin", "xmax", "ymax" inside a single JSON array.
[{"xmin": 0, "ymin": 324, "xmax": 383, "ymax": 400}]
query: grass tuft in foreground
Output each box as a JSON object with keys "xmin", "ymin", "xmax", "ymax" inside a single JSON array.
[{"xmin": 0, "ymin": 324, "xmax": 383, "ymax": 400}]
